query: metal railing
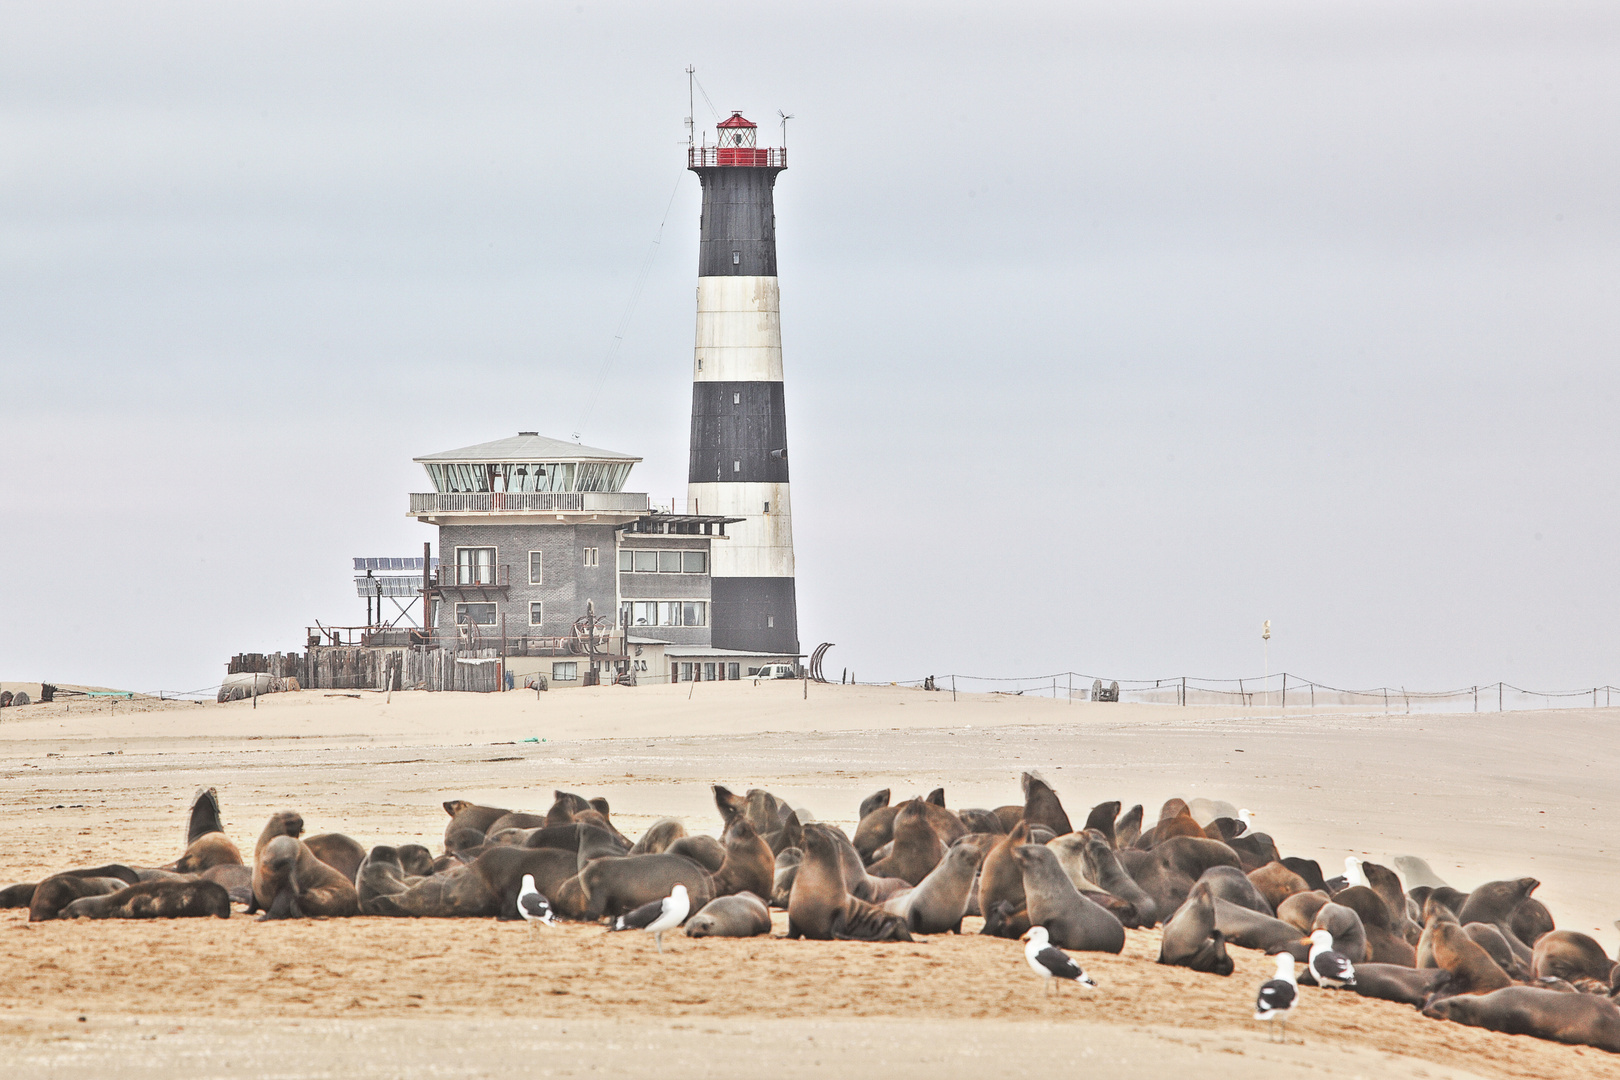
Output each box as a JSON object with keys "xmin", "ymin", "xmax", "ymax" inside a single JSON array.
[
  {"xmin": 687, "ymin": 146, "xmax": 786, "ymax": 168},
  {"xmin": 434, "ymin": 563, "xmax": 509, "ymax": 588},
  {"xmin": 409, "ymin": 491, "xmax": 649, "ymax": 515}
]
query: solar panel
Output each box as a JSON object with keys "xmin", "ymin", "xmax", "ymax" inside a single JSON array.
[
  {"xmin": 354, "ymin": 576, "xmax": 426, "ymax": 597},
  {"xmin": 353, "ymin": 557, "xmax": 439, "ymax": 571}
]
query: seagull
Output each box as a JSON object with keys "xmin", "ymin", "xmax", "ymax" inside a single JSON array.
[
  {"xmin": 1308, "ymin": 929, "xmax": 1357, "ymax": 989},
  {"xmin": 1237, "ymin": 808, "xmax": 1255, "ymax": 831},
  {"xmin": 516, "ymin": 874, "xmax": 555, "ymax": 935},
  {"xmin": 1344, "ymin": 856, "xmax": 1369, "ymax": 889},
  {"xmin": 1253, "ymin": 951, "xmax": 1298, "ymax": 1042},
  {"xmin": 1023, "ymin": 926, "xmax": 1097, "ymax": 995},
  {"xmin": 637, "ymin": 884, "xmax": 689, "ymax": 953}
]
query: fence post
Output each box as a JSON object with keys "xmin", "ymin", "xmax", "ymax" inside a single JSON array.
[
  {"xmin": 1402, "ymin": 686, "xmax": 1409, "ymax": 713},
  {"xmin": 951, "ymin": 675, "xmax": 956, "ymax": 703},
  {"xmin": 1310, "ymin": 682, "xmax": 1315, "ymax": 708},
  {"xmin": 1281, "ymin": 673, "xmax": 1287, "ymax": 709},
  {"xmin": 1181, "ymin": 676, "xmax": 1186, "ymax": 706},
  {"xmin": 1067, "ymin": 672, "xmax": 1072, "ymax": 705},
  {"xmin": 1499, "ymin": 682, "xmax": 1503, "ymax": 712},
  {"xmin": 1473, "ymin": 685, "xmax": 1478, "ymax": 712}
]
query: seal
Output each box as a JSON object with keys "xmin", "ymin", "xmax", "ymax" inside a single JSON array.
[
  {"xmin": 1114, "ymin": 847, "xmax": 1196, "ymax": 920},
  {"xmin": 1276, "ymin": 890, "xmax": 1330, "ymax": 934},
  {"xmin": 251, "ymin": 834, "xmax": 359, "ymax": 919},
  {"xmin": 1212, "ymin": 897, "xmax": 1311, "ymax": 958},
  {"xmin": 356, "ymin": 846, "xmax": 415, "ymax": 911},
  {"xmin": 61, "ymin": 879, "xmax": 230, "ymax": 920},
  {"xmin": 1113, "ymin": 804, "xmax": 1144, "ymax": 849},
  {"xmin": 577, "ymin": 853, "xmax": 715, "ymax": 921},
  {"xmin": 1157, "ymin": 881, "xmax": 1234, "ymax": 975},
  {"xmin": 866, "ymin": 799, "xmax": 946, "ymax": 885},
  {"xmin": 1078, "ymin": 828, "xmax": 1157, "ymax": 928},
  {"xmin": 857, "ymin": 788, "xmax": 891, "ymax": 822},
  {"xmin": 1457, "ymin": 877, "xmax": 1539, "ymax": 966},
  {"xmin": 771, "ymin": 847, "xmax": 802, "ymax": 908},
  {"xmin": 473, "ymin": 846, "xmax": 581, "ymax": 919},
  {"xmin": 684, "ymin": 891, "xmax": 772, "ymax": 938},
  {"xmin": 786, "ymin": 823, "xmax": 911, "ymax": 941},
  {"xmin": 629, "ymin": 817, "xmax": 687, "ymax": 855},
  {"xmin": 1361, "ymin": 860, "xmax": 1420, "ymax": 944},
  {"xmin": 957, "ymin": 808, "xmax": 1006, "ymax": 835},
  {"xmin": 253, "ymin": 811, "xmax": 366, "ymax": 882},
  {"xmin": 1416, "ymin": 895, "xmax": 1458, "ymax": 968},
  {"xmin": 883, "ymin": 836, "xmax": 985, "ymax": 934},
  {"xmin": 1427, "ymin": 920, "xmax": 1513, "ymax": 998},
  {"xmin": 1248, "ymin": 862, "xmax": 1311, "ymax": 911},
  {"xmin": 1198, "ymin": 865, "xmax": 1273, "ymax": 915},
  {"xmin": 1011, "ymin": 843, "xmax": 1125, "ymax": 953},
  {"xmin": 975, "ymin": 821, "xmax": 1031, "ymax": 930},
  {"xmin": 1333, "ymin": 885, "xmax": 1416, "ymax": 965},
  {"xmin": 992, "ymin": 805, "xmax": 1025, "ymax": 833},
  {"xmin": 712, "ymin": 818, "xmax": 775, "ymax": 900},
  {"xmin": 1532, "ymin": 930, "xmax": 1617, "ymax": 984},
  {"xmin": 1346, "ymin": 962, "xmax": 1452, "ymax": 1006},
  {"xmin": 666, "ymin": 835, "xmax": 727, "ymax": 872},
  {"xmin": 169, "ymin": 787, "xmax": 244, "ymax": 873},
  {"xmin": 1422, "ymin": 987, "xmax": 1620, "ymax": 1053},
  {"xmin": 28, "ymin": 873, "xmax": 131, "ymax": 921},
  {"xmin": 1045, "ymin": 833, "xmax": 1100, "ymax": 893},
  {"xmin": 1466, "ymin": 922, "xmax": 1531, "ymax": 981},
  {"xmin": 1310, "ymin": 902, "xmax": 1369, "ymax": 963},
  {"xmin": 1081, "ymin": 801, "xmax": 1120, "ymax": 846},
  {"xmin": 397, "ymin": 844, "xmax": 435, "ymax": 877},
  {"xmin": 981, "ymin": 899, "xmax": 1029, "ymax": 939},
  {"xmin": 441, "ymin": 800, "xmax": 511, "ymax": 852},
  {"xmin": 1281, "ymin": 857, "xmax": 1326, "ymax": 892},
  {"xmin": 1020, "ymin": 773, "xmax": 1073, "ymax": 837},
  {"xmin": 1511, "ymin": 897, "xmax": 1556, "ymax": 948}
]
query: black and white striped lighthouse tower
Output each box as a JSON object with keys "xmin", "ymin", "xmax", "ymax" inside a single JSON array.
[{"xmin": 687, "ymin": 110, "xmax": 798, "ymax": 657}]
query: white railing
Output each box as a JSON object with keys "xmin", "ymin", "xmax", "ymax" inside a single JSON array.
[{"xmin": 409, "ymin": 491, "xmax": 649, "ymax": 515}]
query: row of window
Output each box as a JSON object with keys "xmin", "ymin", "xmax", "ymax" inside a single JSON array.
[
  {"xmin": 673, "ymin": 662, "xmax": 742, "ymax": 682},
  {"xmin": 619, "ymin": 549, "xmax": 707, "ymax": 574},
  {"xmin": 454, "ymin": 600, "xmax": 709, "ymax": 628}
]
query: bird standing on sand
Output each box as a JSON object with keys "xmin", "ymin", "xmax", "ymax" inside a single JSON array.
[
  {"xmin": 1308, "ymin": 928, "xmax": 1357, "ymax": 988},
  {"xmin": 634, "ymin": 883, "xmax": 689, "ymax": 953},
  {"xmin": 1023, "ymin": 926, "xmax": 1097, "ymax": 995},
  {"xmin": 516, "ymin": 873, "xmax": 555, "ymax": 935},
  {"xmin": 1253, "ymin": 951, "xmax": 1298, "ymax": 1041}
]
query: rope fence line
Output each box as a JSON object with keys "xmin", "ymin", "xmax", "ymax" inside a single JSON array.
[{"xmin": 845, "ymin": 671, "xmax": 1620, "ymax": 713}]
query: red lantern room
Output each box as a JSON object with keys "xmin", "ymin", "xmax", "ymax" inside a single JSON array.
[{"xmin": 690, "ymin": 111, "xmax": 785, "ymax": 169}]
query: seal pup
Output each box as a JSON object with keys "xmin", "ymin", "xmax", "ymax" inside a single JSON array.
[
  {"xmin": 1423, "ymin": 987, "xmax": 1620, "ymax": 1053},
  {"xmin": 252, "ymin": 834, "xmax": 359, "ymax": 919},
  {"xmin": 1307, "ymin": 928, "xmax": 1357, "ymax": 989},
  {"xmin": 883, "ymin": 836, "xmax": 984, "ymax": 934},
  {"xmin": 1248, "ymin": 862, "xmax": 1311, "ymax": 911},
  {"xmin": 1532, "ymin": 930, "xmax": 1617, "ymax": 985},
  {"xmin": 786, "ymin": 824, "xmax": 911, "ymax": 941},
  {"xmin": 1078, "ymin": 829, "xmax": 1156, "ymax": 928},
  {"xmin": 1427, "ymin": 920, "xmax": 1513, "ymax": 999},
  {"xmin": 1392, "ymin": 854, "xmax": 1447, "ymax": 890},
  {"xmin": 1347, "ymin": 963, "xmax": 1452, "ymax": 1006},
  {"xmin": 1020, "ymin": 773, "xmax": 1073, "ymax": 837},
  {"xmin": 1157, "ymin": 881, "xmax": 1233, "ymax": 975},
  {"xmin": 1013, "ymin": 844, "xmax": 1124, "ymax": 953},
  {"xmin": 1310, "ymin": 903, "xmax": 1368, "ymax": 964},
  {"xmin": 1254, "ymin": 951, "xmax": 1298, "ymax": 1042},
  {"xmin": 28, "ymin": 874, "xmax": 130, "ymax": 921},
  {"xmin": 1023, "ymin": 925, "xmax": 1097, "ymax": 995},
  {"xmin": 685, "ymin": 891, "xmax": 772, "ymax": 938},
  {"xmin": 629, "ymin": 818, "xmax": 687, "ymax": 856},
  {"xmin": 1277, "ymin": 890, "xmax": 1330, "ymax": 934},
  {"xmin": 866, "ymin": 799, "xmax": 946, "ymax": 885},
  {"xmin": 61, "ymin": 880, "xmax": 230, "ymax": 920},
  {"xmin": 771, "ymin": 847, "xmax": 802, "ymax": 908}
]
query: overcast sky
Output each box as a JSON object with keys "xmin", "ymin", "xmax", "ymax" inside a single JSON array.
[{"xmin": 4, "ymin": 1, "xmax": 1618, "ymax": 695}]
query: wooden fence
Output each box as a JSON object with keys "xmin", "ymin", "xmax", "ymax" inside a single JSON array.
[{"xmin": 228, "ymin": 648, "xmax": 504, "ymax": 692}]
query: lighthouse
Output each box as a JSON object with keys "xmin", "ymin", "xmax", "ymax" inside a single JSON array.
[{"xmin": 687, "ymin": 111, "xmax": 798, "ymax": 657}]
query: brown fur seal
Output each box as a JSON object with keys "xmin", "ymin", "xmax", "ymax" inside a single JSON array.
[
  {"xmin": 473, "ymin": 846, "xmax": 578, "ymax": 919},
  {"xmin": 857, "ymin": 788, "xmax": 891, "ymax": 821},
  {"xmin": 976, "ymin": 821, "xmax": 1030, "ymax": 922},
  {"xmin": 786, "ymin": 824, "xmax": 911, "ymax": 941},
  {"xmin": 629, "ymin": 817, "xmax": 687, "ymax": 855},
  {"xmin": 1466, "ymin": 922, "xmax": 1531, "ymax": 981},
  {"xmin": 713, "ymin": 818, "xmax": 775, "ymax": 900},
  {"xmin": 1457, "ymin": 877, "xmax": 1539, "ymax": 927},
  {"xmin": 1078, "ymin": 829, "xmax": 1157, "ymax": 928},
  {"xmin": 356, "ymin": 846, "xmax": 415, "ymax": 911},
  {"xmin": 62, "ymin": 880, "xmax": 229, "ymax": 920},
  {"xmin": 666, "ymin": 834, "xmax": 726, "ymax": 872},
  {"xmin": 253, "ymin": 811, "xmax": 364, "ymax": 880},
  {"xmin": 252, "ymin": 834, "xmax": 359, "ymax": 919},
  {"xmin": 1113, "ymin": 804, "xmax": 1143, "ymax": 848},
  {"xmin": 1212, "ymin": 897, "xmax": 1311, "ymax": 958},
  {"xmin": 1156, "ymin": 836, "xmax": 1242, "ymax": 881},
  {"xmin": 992, "ymin": 804, "xmax": 1024, "ymax": 832},
  {"xmin": 199, "ymin": 863, "xmax": 254, "ymax": 905},
  {"xmin": 1311, "ymin": 902, "xmax": 1369, "ymax": 963},
  {"xmin": 396, "ymin": 845, "xmax": 434, "ymax": 877},
  {"xmin": 771, "ymin": 847, "xmax": 802, "ymax": 908},
  {"xmin": 1532, "ymin": 930, "xmax": 1617, "ymax": 984},
  {"xmin": 1423, "ymin": 987, "xmax": 1620, "ymax": 1052},
  {"xmin": 1281, "ymin": 857, "xmax": 1326, "ymax": 892},
  {"xmin": 884, "ymin": 837, "xmax": 984, "ymax": 934},
  {"xmin": 1012, "ymin": 844, "xmax": 1124, "ymax": 953},
  {"xmin": 1020, "ymin": 773, "xmax": 1072, "ymax": 837},
  {"xmin": 957, "ymin": 808, "xmax": 1006, "ymax": 835},
  {"xmin": 1334, "ymin": 885, "xmax": 1416, "ymax": 965},
  {"xmin": 5, "ymin": 864, "xmax": 141, "ymax": 912},
  {"xmin": 1199, "ymin": 865, "xmax": 1273, "ymax": 915},
  {"xmin": 1081, "ymin": 801, "xmax": 1120, "ymax": 846},
  {"xmin": 169, "ymin": 788, "xmax": 244, "ymax": 873},
  {"xmin": 684, "ymin": 891, "xmax": 772, "ymax": 938},
  {"xmin": 1429, "ymin": 920, "xmax": 1513, "ymax": 997},
  {"xmin": 441, "ymin": 800, "xmax": 509, "ymax": 852},
  {"xmin": 1045, "ymin": 833, "xmax": 1099, "ymax": 893},
  {"xmin": 1361, "ymin": 860, "xmax": 1420, "ymax": 944},
  {"xmin": 866, "ymin": 799, "xmax": 946, "ymax": 885},
  {"xmin": 577, "ymin": 853, "xmax": 715, "ymax": 920},
  {"xmin": 1277, "ymin": 890, "xmax": 1330, "ymax": 934},
  {"xmin": 1348, "ymin": 962, "xmax": 1452, "ymax": 1006},
  {"xmin": 1511, "ymin": 896, "xmax": 1555, "ymax": 946},
  {"xmin": 981, "ymin": 899, "xmax": 1030, "ymax": 939},
  {"xmin": 29, "ymin": 874, "xmax": 130, "ymax": 921},
  {"xmin": 366, "ymin": 862, "xmax": 498, "ymax": 918},
  {"xmin": 1115, "ymin": 847, "xmax": 1197, "ymax": 920},
  {"xmin": 852, "ymin": 803, "xmax": 901, "ymax": 862},
  {"xmin": 1417, "ymin": 896, "xmax": 1460, "ymax": 968},
  {"xmin": 1248, "ymin": 862, "xmax": 1311, "ymax": 911},
  {"xmin": 1158, "ymin": 881, "xmax": 1234, "ymax": 975}
]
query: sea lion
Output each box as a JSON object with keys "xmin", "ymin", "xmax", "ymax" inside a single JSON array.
[
  {"xmin": 544, "ymin": 790, "xmax": 592, "ymax": 827},
  {"xmin": 356, "ymin": 846, "xmax": 414, "ymax": 911},
  {"xmin": 771, "ymin": 847, "xmax": 803, "ymax": 908},
  {"xmin": 577, "ymin": 853, "xmax": 715, "ymax": 920},
  {"xmin": 1361, "ymin": 860, "xmax": 1420, "ymax": 945},
  {"xmin": 474, "ymin": 846, "xmax": 580, "ymax": 919},
  {"xmin": 857, "ymin": 788, "xmax": 891, "ymax": 821},
  {"xmin": 1113, "ymin": 804, "xmax": 1143, "ymax": 849},
  {"xmin": 761, "ymin": 809, "xmax": 805, "ymax": 856},
  {"xmin": 1158, "ymin": 881, "xmax": 1234, "ymax": 975},
  {"xmin": 1311, "ymin": 903, "xmax": 1369, "ymax": 963},
  {"xmin": 992, "ymin": 805, "xmax": 1025, "ymax": 833},
  {"xmin": 1458, "ymin": 877, "xmax": 1539, "ymax": 928},
  {"xmin": 1135, "ymin": 799, "xmax": 1206, "ymax": 848},
  {"xmin": 666, "ymin": 835, "xmax": 727, "ymax": 872},
  {"xmin": 1045, "ymin": 833, "xmax": 1100, "ymax": 893},
  {"xmin": 0, "ymin": 883, "xmax": 38, "ymax": 908},
  {"xmin": 957, "ymin": 808, "xmax": 1006, "ymax": 835},
  {"xmin": 365, "ymin": 860, "xmax": 499, "ymax": 918},
  {"xmin": 883, "ymin": 837, "xmax": 984, "ymax": 934},
  {"xmin": 684, "ymin": 891, "xmax": 772, "ymax": 938},
  {"xmin": 1417, "ymin": 896, "xmax": 1459, "ymax": 968},
  {"xmin": 629, "ymin": 817, "xmax": 687, "ymax": 855},
  {"xmin": 1427, "ymin": 885, "xmax": 1470, "ymax": 918},
  {"xmin": 1511, "ymin": 897, "xmax": 1555, "ymax": 947},
  {"xmin": 170, "ymin": 788, "xmax": 244, "ymax": 873},
  {"xmin": 441, "ymin": 800, "xmax": 510, "ymax": 852},
  {"xmin": 925, "ymin": 787, "xmax": 946, "ymax": 807},
  {"xmin": 1078, "ymin": 829, "xmax": 1157, "ymax": 928},
  {"xmin": 1423, "ymin": 987, "xmax": 1620, "ymax": 1052},
  {"xmin": 1020, "ymin": 773, "xmax": 1073, "ymax": 837},
  {"xmin": 304, "ymin": 834, "xmax": 366, "ymax": 883},
  {"xmin": 1212, "ymin": 898, "xmax": 1311, "ymax": 958},
  {"xmin": 1224, "ymin": 831, "xmax": 1282, "ymax": 873},
  {"xmin": 61, "ymin": 880, "xmax": 230, "ymax": 920},
  {"xmin": 866, "ymin": 799, "xmax": 946, "ymax": 885},
  {"xmin": 1429, "ymin": 920, "xmax": 1513, "ymax": 998},
  {"xmin": 1082, "ymin": 801, "xmax": 1121, "ymax": 846},
  {"xmin": 1248, "ymin": 862, "xmax": 1311, "ymax": 911},
  {"xmin": 851, "ymin": 803, "xmax": 901, "ymax": 862},
  {"xmin": 1348, "ymin": 963, "xmax": 1452, "ymax": 1006},
  {"xmin": 28, "ymin": 874, "xmax": 129, "ymax": 921},
  {"xmin": 981, "ymin": 899, "xmax": 1030, "ymax": 939},
  {"xmin": 1199, "ymin": 865, "xmax": 1273, "ymax": 915},
  {"xmin": 713, "ymin": 818, "xmax": 775, "ymax": 900},
  {"xmin": 1012, "ymin": 844, "xmax": 1125, "ymax": 953},
  {"xmin": 4, "ymin": 864, "xmax": 142, "ymax": 912},
  {"xmin": 199, "ymin": 863, "xmax": 254, "ymax": 905},
  {"xmin": 484, "ymin": 813, "xmax": 550, "ymax": 837},
  {"xmin": 786, "ymin": 824, "xmax": 911, "ymax": 941},
  {"xmin": 976, "ymin": 821, "xmax": 1031, "ymax": 923},
  {"xmin": 397, "ymin": 845, "xmax": 435, "ymax": 877},
  {"xmin": 1277, "ymin": 890, "xmax": 1331, "ymax": 934},
  {"xmin": 1532, "ymin": 930, "xmax": 1617, "ymax": 984},
  {"xmin": 1281, "ymin": 857, "xmax": 1326, "ymax": 892},
  {"xmin": 1333, "ymin": 885, "xmax": 1416, "ymax": 965},
  {"xmin": 1115, "ymin": 847, "xmax": 1197, "ymax": 919},
  {"xmin": 1467, "ymin": 922, "xmax": 1532, "ymax": 981},
  {"xmin": 1156, "ymin": 836, "xmax": 1242, "ymax": 883},
  {"xmin": 1203, "ymin": 816, "xmax": 1243, "ymax": 841},
  {"xmin": 1392, "ymin": 854, "xmax": 1448, "ymax": 889},
  {"xmin": 251, "ymin": 835, "xmax": 359, "ymax": 919}
]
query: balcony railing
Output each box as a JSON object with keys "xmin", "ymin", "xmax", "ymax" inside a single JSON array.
[
  {"xmin": 688, "ymin": 146, "xmax": 786, "ymax": 168},
  {"xmin": 409, "ymin": 491, "xmax": 649, "ymax": 515},
  {"xmin": 436, "ymin": 563, "xmax": 510, "ymax": 588}
]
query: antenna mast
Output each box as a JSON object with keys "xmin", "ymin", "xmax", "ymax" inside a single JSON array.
[{"xmin": 686, "ymin": 65, "xmax": 696, "ymax": 148}]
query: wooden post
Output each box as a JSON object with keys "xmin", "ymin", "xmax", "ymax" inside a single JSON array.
[
  {"xmin": 1281, "ymin": 672, "xmax": 1287, "ymax": 709},
  {"xmin": 1067, "ymin": 672, "xmax": 1072, "ymax": 705},
  {"xmin": 1181, "ymin": 676, "xmax": 1185, "ymax": 706},
  {"xmin": 499, "ymin": 612, "xmax": 507, "ymax": 692},
  {"xmin": 951, "ymin": 675, "xmax": 956, "ymax": 702},
  {"xmin": 1499, "ymin": 682, "xmax": 1503, "ymax": 712}
]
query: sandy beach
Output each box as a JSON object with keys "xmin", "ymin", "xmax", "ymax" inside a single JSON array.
[{"xmin": 1, "ymin": 683, "xmax": 1616, "ymax": 1078}]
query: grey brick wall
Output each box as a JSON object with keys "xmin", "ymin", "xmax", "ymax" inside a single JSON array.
[{"xmin": 436, "ymin": 522, "xmax": 618, "ymax": 638}]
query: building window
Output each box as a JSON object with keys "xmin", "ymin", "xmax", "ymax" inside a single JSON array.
[
  {"xmin": 455, "ymin": 602, "xmax": 497, "ymax": 626},
  {"xmin": 727, "ymin": 662, "xmax": 740, "ymax": 680},
  {"xmin": 682, "ymin": 550, "xmax": 706, "ymax": 573},
  {"xmin": 733, "ymin": 392, "xmax": 741, "ymax": 404},
  {"xmin": 658, "ymin": 550, "xmax": 682, "ymax": 573},
  {"xmin": 703, "ymin": 663, "xmax": 716, "ymax": 681},
  {"xmin": 552, "ymin": 661, "xmax": 578, "ymax": 681},
  {"xmin": 626, "ymin": 600, "xmax": 707, "ymax": 627},
  {"xmin": 681, "ymin": 662, "xmax": 695, "ymax": 681},
  {"xmin": 623, "ymin": 549, "xmax": 707, "ymax": 574},
  {"xmin": 763, "ymin": 501, "xmax": 770, "ymax": 513},
  {"xmin": 529, "ymin": 602, "xmax": 544, "ymax": 627},
  {"xmin": 633, "ymin": 549, "xmax": 658, "ymax": 572},
  {"xmin": 618, "ymin": 550, "xmax": 632, "ymax": 572},
  {"xmin": 733, "ymin": 460, "xmax": 740, "ymax": 473},
  {"xmin": 767, "ymin": 615, "xmax": 774, "ymax": 628},
  {"xmin": 528, "ymin": 551, "xmax": 543, "ymax": 585},
  {"xmin": 582, "ymin": 547, "xmax": 598, "ymax": 567},
  {"xmin": 457, "ymin": 547, "xmax": 495, "ymax": 585}
]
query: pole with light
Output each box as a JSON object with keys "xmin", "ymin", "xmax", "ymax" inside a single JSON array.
[{"xmin": 1262, "ymin": 619, "xmax": 1271, "ymax": 708}]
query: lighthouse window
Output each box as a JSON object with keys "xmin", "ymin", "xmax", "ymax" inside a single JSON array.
[
  {"xmin": 731, "ymin": 250, "xmax": 741, "ymax": 265},
  {"xmin": 733, "ymin": 392, "xmax": 741, "ymax": 404},
  {"xmin": 733, "ymin": 460, "xmax": 740, "ymax": 473},
  {"xmin": 767, "ymin": 615, "xmax": 775, "ymax": 628}
]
